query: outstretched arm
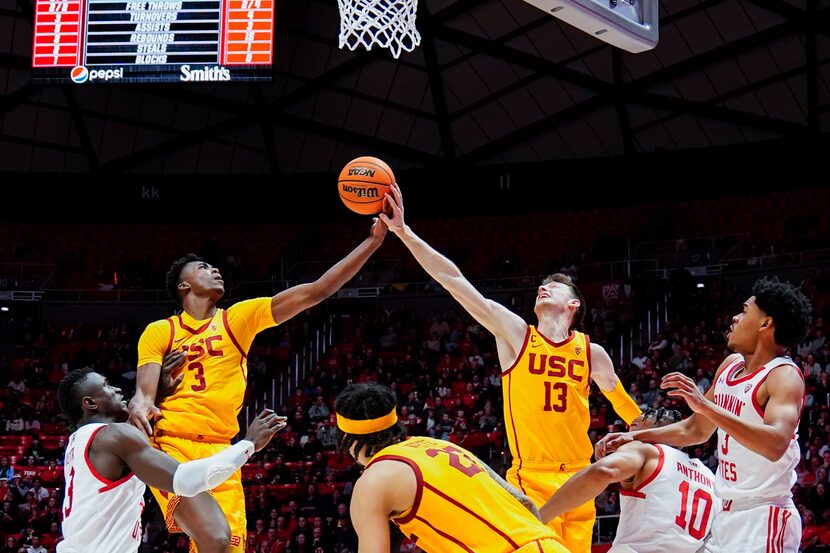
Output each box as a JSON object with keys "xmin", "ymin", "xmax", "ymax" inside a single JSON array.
[
  {"xmin": 381, "ymin": 183, "xmax": 526, "ymax": 350},
  {"xmin": 270, "ymin": 218, "xmax": 387, "ymax": 324},
  {"xmin": 539, "ymin": 442, "xmax": 654, "ymax": 523},
  {"xmin": 595, "ymin": 353, "xmax": 742, "ymax": 458},
  {"xmin": 98, "ymin": 410, "xmax": 285, "ymax": 495},
  {"xmin": 590, "ymin": 343, "xmax": 641, "ymax": 425},
  {"xmin": 662, "ymin": 363, "xmax": 803, "ymax": 461}
]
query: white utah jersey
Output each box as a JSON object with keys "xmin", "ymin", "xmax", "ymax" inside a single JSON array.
[
  {"xmin": 613, "ymin": 444, "xmax": 717, "ymax": 553},
  {"xmin": 58, "ymin": 423, "xmax": 146, "ymax": 553},
  {"xmin": 713, "ymin": 356, "xmax": 801, "ymax": 502}
]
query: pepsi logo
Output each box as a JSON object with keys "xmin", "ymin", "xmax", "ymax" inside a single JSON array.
[{"xmin": 70, "ymin": 66, "xmax": 88, "ymax": 83}]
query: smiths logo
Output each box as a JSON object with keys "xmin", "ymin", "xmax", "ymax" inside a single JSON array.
[
  {"xmin": 348, "ymin": 167, "xmax": 376, "ymax": 177},
  {"xmin": 574, "ymin": 346, "xmax": 582, "ymax": 356}
]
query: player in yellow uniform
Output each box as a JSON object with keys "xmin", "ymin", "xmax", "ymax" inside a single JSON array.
[
  {"xmin": 381, "ymin": 182, "xmax": 641, "ymax": 552},
  {"xmin": 127, "ymin": 219, "xmax": 387, "ymax": 553},
  {"xmin": 337, "ymin": 382, "xmax": 568, "ymax": 553}
]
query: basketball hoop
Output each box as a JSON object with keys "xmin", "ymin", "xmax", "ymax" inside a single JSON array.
[{"xmin": 337, "ymin": 0, "xmax": 422, "ymax": 59}]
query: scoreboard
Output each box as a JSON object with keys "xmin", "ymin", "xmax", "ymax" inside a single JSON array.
[{"xmin": 31, "ymin": 0, "xmax": 274, "ymax": 83}]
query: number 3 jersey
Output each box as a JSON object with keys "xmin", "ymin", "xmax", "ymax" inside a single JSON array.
[
  {"xmin": 503, "ymin": 327, "xmax": 592, "ymax": 466},
  {"xmin": 58, "ymin": 423, "xmax": 146, "ymax": 553},
  {"xmin": 366, "ymin": 436, "xmax": 560, "ymax": 553},
  {"xmin": 615, "ymin": 444, "xmax": 717, "ymax": 553},
  {"xmin": 712, "ymin": 355, "xmax": 801, "ymax": 502},
  {"xmin": 137, "ymin": 297, "xmax": 277, "ymax": 440}
]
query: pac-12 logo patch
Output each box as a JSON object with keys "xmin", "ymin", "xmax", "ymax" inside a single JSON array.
[
  {"xmin": 744, "ymin": 384, "xmax": 752, "ymax": 393},
  {"xmin": 575, "ymin": 346, "xmax": 582, "ymax": 356},
  {"xmin": 70, "ymin": 66, "xmax": 88, "ymax": 83}
]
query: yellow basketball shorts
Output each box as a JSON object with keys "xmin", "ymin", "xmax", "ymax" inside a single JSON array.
[
  {"xmin": 151, "ymin": 434, "xmax": 246, "ymax": 553},
  {"xmin": 508, "ymin": 463, "xmax": 596, "ymax": 553}
]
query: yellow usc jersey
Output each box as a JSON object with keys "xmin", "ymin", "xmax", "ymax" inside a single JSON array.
[
  {"xmin": 367, "ymin": 436, "xmax": 557, "ymax": 552},
  {"xmin": 137, "ymin": 298, "xmax": 276, "ymax": 440},
  {"xmin": 502, "ymin": 327, "xmax": 592, "ymax": 467}
]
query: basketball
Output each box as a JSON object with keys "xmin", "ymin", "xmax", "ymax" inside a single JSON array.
[{"xmin": 337, "ymin": 156, "xmax": 395, "ymax": 215}]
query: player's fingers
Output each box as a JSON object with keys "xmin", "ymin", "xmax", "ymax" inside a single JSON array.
[{"xmin": 139, "ymin": 416, "xmax": 153, "ymax": 436}]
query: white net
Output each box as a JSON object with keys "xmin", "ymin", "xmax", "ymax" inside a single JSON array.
[{"xmin": 337, "ymin": 0, "xmax": 422, "ymax": 59}]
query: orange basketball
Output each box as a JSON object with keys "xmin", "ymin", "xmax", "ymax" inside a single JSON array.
[{"xmin": 337, "ymin": 156, "xmax": 395, "ymax": 215}]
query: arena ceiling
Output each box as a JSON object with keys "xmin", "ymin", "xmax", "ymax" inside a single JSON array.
[{"xmin": 0, "ymin": 0, "xmax": 826, "ymax": 174}]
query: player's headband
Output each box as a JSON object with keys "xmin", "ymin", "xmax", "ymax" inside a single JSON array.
[{"xmin": 336, "ymin": 409, "xmax": 398, "ymax": 435}]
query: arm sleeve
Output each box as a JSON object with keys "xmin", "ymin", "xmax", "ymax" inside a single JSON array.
[
  {"xmin": 172, "ymin": 440, "xmax": 255, "ymax": 497},
  {"xmin": 225, "ymin": 298, "xmax": 277, "ymax": 352},
  {"xmin": 601, "ymin": 380, "xmax": 642, "ymax": 425},
  {"xmin": 137, "ymin": 320, "xmax": 173, "ymax": 367}
]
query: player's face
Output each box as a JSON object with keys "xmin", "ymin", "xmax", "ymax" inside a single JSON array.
[
  {"xmin": 535, "ymin": 281, "xmax": 577, "ymax": 310},
  {"xmin": 181, "ymin": 261, "xmax": 224, "ymax": 297},
  {"xmin": 84, "ymin": 372, "xmax": 128, "ymax": 421},
  {"xmin": 727, "ymin": 296, "xmax": 768, "ymax": 353},
  {"xmin": 629, "ymin": 414, "xmax": 656, "ymax": 431}
]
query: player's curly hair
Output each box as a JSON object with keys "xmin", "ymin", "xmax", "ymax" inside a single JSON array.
[
  {"xmin": 752, "ymin": 277, "xmax": 812, "ymax": 348},
  {"xmin": 334, "ymin": 383, "xmax": 406, "ymax": 461},
  {"xmin": 58, "ymin": 367, "xmax": 96, "ymax": 425},
  {"xmin": 541, "ymin": 273, "xmax": 586, "ymax": 331},
  {"xmin": 166, "ymin": 253, "xmax": 204, "ymax": 307},
  {"xmin": 641, "ymin": 407, "xmax": 682, "ymax": 427}
]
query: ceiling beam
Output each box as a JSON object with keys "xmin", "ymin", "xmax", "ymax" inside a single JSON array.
[
  {"xmin": 454, "ymin": 14, "xmax": 815, "ymax": 161},
  {"xmin": 632, "ymin": 57, "xmax": 830, "ymax": 134},
  {"xmin": 420, "ymin": 5, "xmax": 456, "ymax": 162},
  {"xmin": 62, "ymin": 87, "xmax": 100, "ymax": 172}
]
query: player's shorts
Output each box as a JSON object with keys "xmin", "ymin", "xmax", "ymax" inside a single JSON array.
[
  {"xmin": 704, "ymin": 497, "xmax": 800, "ymax": 553},
  {"xmin": 151, "ymin": 432, "xmax": 246, "ymax": 553},
  {"xmin": 508, "ymin": 460, "xmax": 595, "ymax": 553},
  {"xmin": 514, "ymin": 537, "xmax": 571, "ymax": 552}
]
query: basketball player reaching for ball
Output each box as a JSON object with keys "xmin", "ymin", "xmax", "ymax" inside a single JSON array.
[
  {"xmin": 57, "ymin": 367, "xmax": 285, "ymax": 553},
  {"xmin": 127, "ymin": 218, "xmax": 387, "ymax": 552},
  {"xmin": 541, "ymin": 407, "xmax": 717, "ymax": 552},
  {"xmin": 336, "ymin": 382, "xmax": 569, "ymax": 553},
  {"xmin": 597, "ymin": 277, "xmax": 811, "ymax": 553},
  {"xmin": 380, "ymin": 182, "xmax": 640, "ymax": 552}
]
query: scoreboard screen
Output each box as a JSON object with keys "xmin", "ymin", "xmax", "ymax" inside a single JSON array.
[{"xmin": 31, "ymin": 0, "xmax": 274, "ymax": 83}]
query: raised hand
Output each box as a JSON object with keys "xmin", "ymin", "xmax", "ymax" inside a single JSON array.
[
  {"xmin": 661, "ymin": 372, "xmax": 708, "ymax": 413},
  {"xmin": 244, "ymin": 409, "xmax": 288, "ymax": 452},
  {"xmin": 379, "ymin": 182, "xmax": 405, "ymax": 234},
  {"xmin": 158, "ymin": 349, "xmax": 186, "ymax": 399}
]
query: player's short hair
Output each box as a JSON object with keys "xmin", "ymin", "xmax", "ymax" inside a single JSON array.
[
  {"xmin": 541, "ymin": 273, "xmax": 586, "ymax": 330},
  {"xmin": 334, "ymin": 383, "xmax": 406, "ymax": 460},
  {"xmin": 641, "ymin": 407, "xmax": 682, "ymax": 427},
  {"xmin": 166, "ymin": 253, "xmax": 203, "ymax": 307},
  {"xmin": 57, "ymin": 367, "xmax": 96, "ymax": 425},
  {"xmin": 752, "ymin": 277, "xmax": 812, "ymax": 348}
]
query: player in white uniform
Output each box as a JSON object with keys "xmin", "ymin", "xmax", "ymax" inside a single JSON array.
[
  {"xmin": 597, "ymin": 277, "xmax": 811, "ymax": 553},
  {"xmin": 540, "ymin": 408, "xmax": 717, "ymax": 552},
  {"xmin": 56, "ymin": 367, "xmax": 285, "ymax": 553}
]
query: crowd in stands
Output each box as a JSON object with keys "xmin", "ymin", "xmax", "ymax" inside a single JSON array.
[
  {"xmin": 0, "ymin": 267, "xmax": 829, "ymax": 552},
  {"xmin": 1, "ymin": 186, "xmax": 830, "ymax": 552}
]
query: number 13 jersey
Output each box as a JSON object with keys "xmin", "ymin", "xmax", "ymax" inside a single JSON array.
[{"xmin": 503, "ymin": 327, "xmax": 592, "ymax": 465}]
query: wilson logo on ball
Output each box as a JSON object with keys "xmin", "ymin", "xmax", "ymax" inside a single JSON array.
[
  {"xmin": 338, "ymin": 156, "xmax": 395, "ymax": 215},
  {"xmin": 341, "ymin": 184, "xmax": 379, "ymax": 199}
]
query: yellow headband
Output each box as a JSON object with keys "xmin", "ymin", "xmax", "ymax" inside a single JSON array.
[{"xmin": 336, "ymin": 409, "xmax": 398, "ymax": 435}]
